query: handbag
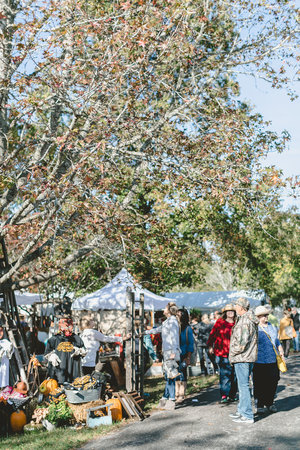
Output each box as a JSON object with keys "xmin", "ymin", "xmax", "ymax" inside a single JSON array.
[
  {"xmin": 163, "ymin": 359, "xmax": 180, "ymax": 379},
  {"xmin": 284, "ymin": 325, "xmax": 297, "ymax": 339},
  {"xmin": 276, "ymin": 353, "xmax": 287, "ymax": 373},
  {"xmin": 259, "ymin": 325, "xmax": 287, "ymax": 373}
]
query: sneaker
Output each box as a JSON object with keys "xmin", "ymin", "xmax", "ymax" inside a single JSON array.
[
  {"xmin": 267, "ymin": 404, "xmax": 277, "ymax": 413},
  {"xmin": 158, "ymin": 398, "xmax": 167, "ymax": 409},
  {"xmin": 228, "ymin": 396, "xmax": 238, "ymax": 402},
  {"xmin": 229, "ymin": 412, "xmax": 241, "ymax": 419},
  {"xmin": 220, "ymin": 396, "xmax": 229, "ymax": 404},
  {"xmin": 232, "ymin": 415, "xmax": 254, "ymax": 424},
  {"xmin": 256, "ymin": 407, "xmax": 265, "ymax": 414},
  {"xmin": 164, "ymin": 399, "xmax": 176, "ymax": 410}
]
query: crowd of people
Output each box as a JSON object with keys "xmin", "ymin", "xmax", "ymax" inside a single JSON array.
[
  {"xmin": 0, "ymin": 299, "xmax": 299, "ymax": 425},
  {"xmin": 144, "ymin": 299, "xmax": 299, "ymax": 423}
]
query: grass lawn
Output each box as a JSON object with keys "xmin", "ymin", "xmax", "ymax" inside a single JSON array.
[
  {"xmin": 143, "ymin": 373, "xmax": 218, "ymax": 412},
  {"xmin": 0, "ymin": 422, "xmax": 124, "ymax": 450},
  {"xmin": 0, "ymin": 374, "xmax": 218, "ymax": 450}
]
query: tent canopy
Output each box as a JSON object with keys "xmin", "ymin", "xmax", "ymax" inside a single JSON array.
[
  {"xmin": 14, "ymin": 291, "xmax": 43, "ymax": 306},
  {"xmin": 72, "ymin": 268, "xmax": 172, "ymax": 311},
  {"xmin": 165, "ymin": 290, "xmax": 264, "ymax": 312}
]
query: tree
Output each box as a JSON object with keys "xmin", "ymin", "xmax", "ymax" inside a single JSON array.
[
  {"xmin": 240, "ymin": 208, "xmax": 300, "ymax": 304},
  {"xmin": 0, "ymin": 0, "xmax": 299, "ymax": 292},
  {"xmin": 203, "ymin": 261, "xmax": 253, "ymax": 291},
  {"xmin": 200, "ymin": 200, "xmax": 300, "ymax": 304}
]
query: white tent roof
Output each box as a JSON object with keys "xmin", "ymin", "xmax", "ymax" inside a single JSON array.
[
  {"xmin": 165, "ymin": 290, "xmax": 264, "ymax": 311},
  {"xmin": 71, "ymin": 268, "xmax": 172, "ymax": 311},
  {"xmin": 14, "ymin": 291, "xmax": 43, "ymax": 306}
]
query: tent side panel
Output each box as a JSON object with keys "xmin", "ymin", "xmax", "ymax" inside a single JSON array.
[{"xmin": 98, "ymin": 310, "xmax": 127, "ymax": 334}]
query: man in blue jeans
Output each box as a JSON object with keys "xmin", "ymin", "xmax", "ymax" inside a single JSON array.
[{"xmin": 229, "ymin": 298, "xmax": 258, "ymax": 424}]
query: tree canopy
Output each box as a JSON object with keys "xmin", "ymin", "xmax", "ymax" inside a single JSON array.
[{"xmin": 0, "ymin": 0, "xmax": 299, "ymax": 298}]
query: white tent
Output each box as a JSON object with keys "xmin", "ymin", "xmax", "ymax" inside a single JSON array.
[
  {"xmin": 164, "ymin": 290, "xmax": 265, "ymax": 312},
  {"xmin": 14, "ymin": 291, "xmax": 43, "ymax": 306},
  {"xmin": 72, "ymin": 268, "xmax": 172, "ymax": 311}
]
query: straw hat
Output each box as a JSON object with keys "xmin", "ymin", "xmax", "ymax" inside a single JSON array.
[{"xmin": 222, "ymin": 303, "xmax": 235, "ymax": 313}]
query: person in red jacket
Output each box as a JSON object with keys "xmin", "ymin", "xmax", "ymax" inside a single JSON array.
[{"xmin": 207, "ymin": 303, "xmax": 237, "ymax": 404}]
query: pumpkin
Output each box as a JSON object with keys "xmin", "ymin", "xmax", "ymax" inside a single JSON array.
[
  {"xmin": 39, "ymin": 378, "xmax": 59, "ymax": 396},
  {"xmin": 47, "ymin": 378, "xmax": 59, "ymax": 393},
  {"xmin": 107, "ymin": 398, "xmax": 122, "ymax": 422},
  {"xmin": 10, "ymin": 410, "xmax": 27, "ymax": 433}
]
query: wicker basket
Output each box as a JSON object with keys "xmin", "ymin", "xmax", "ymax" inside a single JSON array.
[{"xmin": 65, "ymin": 387, "xmax": 102, "ymax": 404}]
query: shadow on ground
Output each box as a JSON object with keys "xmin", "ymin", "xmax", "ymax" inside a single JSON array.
[{"xmin": 82, "ymin": 355, "xmax": 300, "ymax": 450}]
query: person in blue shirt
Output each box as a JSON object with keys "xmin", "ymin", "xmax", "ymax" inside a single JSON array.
[
  {"xmin": 253, "ymin": 305, "xmax": 285, "ymax": 414},
  {"xmin": 143, "ymin": 317, "xmax": 159, "ymax": 365},
  {"xmin": 177, "ymin": 308, "xmax": 194, "ymax": 402}
]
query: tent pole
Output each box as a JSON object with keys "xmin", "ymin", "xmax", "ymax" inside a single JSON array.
[
  {"xmin": 125, "ymin": 287, "xmax": 134, "ymax": 392},
  {"xmin": 131, "ymin": 288, "xmax": 135, "ymax": 391},
  {"xmin": 138, "ymin": 293, "xmax": 145, "ymax": 397}
]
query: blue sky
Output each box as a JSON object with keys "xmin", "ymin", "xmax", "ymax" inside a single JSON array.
[{"xmin": 238, "ymin": 76, "xmax": 300, "ymax": 210}]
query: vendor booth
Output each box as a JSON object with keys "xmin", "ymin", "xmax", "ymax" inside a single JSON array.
[
  {"xmin": 72, "ymin": 269, "xmax": 174, "ymax": 393},
  {"xmin": 71, "ymin": 268, "xmax": 172, "ymax": 334}
]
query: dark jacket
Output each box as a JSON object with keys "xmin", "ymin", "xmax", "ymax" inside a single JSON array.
[
  {"xmin": 291, "ymin": 312, "xmax": 300, "ymax": 330},
  {"xmin": 192, "ymin": 322, "xmax": 213, "ymax": 348},
  {"xmin": 45, "ymin": 333, "xmax": 85, "ymax": 383}
]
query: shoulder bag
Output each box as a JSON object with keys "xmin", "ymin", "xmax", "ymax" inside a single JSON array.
[
  {"xmin": 259, "ymin": 325, "xmax": 287, "ymax": 373},
  {"xmin": 284, "ymin": 325, "xmax": 297, "ymax": 339}
]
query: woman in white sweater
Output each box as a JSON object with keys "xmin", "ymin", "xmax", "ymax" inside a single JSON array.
[
  {"xmin": 145, "ymin": 302, "xmax": 180, "ymax": 410},
  {"xmin": 80, "ymin": 319, "xmax": 123, "ymax": 375}
]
